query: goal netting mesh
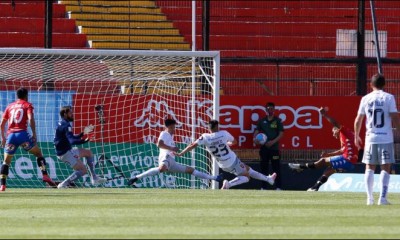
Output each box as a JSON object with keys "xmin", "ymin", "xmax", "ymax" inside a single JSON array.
[{"xmin": 0, "ymin": 48, "xmax": 220, "ymax": 189}]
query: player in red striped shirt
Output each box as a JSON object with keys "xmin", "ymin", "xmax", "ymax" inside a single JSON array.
[
  {"xmin": 0, "ymin": 88, "xmax": 56, "ymax": 191},
  {"xmin": 288, "ymin": 107, "xmax": 361, "ymax": 191}
]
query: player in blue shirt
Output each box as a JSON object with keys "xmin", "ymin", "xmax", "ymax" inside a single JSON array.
[{"xmin": 54, "ymin": 106, "xmax": 106, "ymax": 188}]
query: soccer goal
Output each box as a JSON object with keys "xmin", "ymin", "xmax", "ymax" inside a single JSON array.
[{"xmin": 0, "ymin": 48, "xmax": 220, "ymax": 189}]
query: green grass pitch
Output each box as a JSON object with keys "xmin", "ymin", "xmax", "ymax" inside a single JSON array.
[{"xmin": 1, "ymin": 189, "xmax": 400, "ymax": 239}]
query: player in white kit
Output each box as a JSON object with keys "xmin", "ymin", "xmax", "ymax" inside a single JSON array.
[
  {"xmin": 127, "ymin": 118, "xmax": 222, "ymax": 187},
  {"xmin": 177, "ymin": 120, "xmax": 276, "ymax": 189},
  {"xmin": 354, "ymin": 73, "xmax": 400, "ymax": 205}
]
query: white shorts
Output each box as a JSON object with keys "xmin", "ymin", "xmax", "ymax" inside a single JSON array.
[
  {"xmin": 362, "ymin": 142, "xmax": 395, "ymax": 165},
  {"xmin": 58, "ymin": 148, "xmax": 80, "ymax": 167},
  {"xmin": 159, "ymin": 155, "xmax": 187, "ymax": 173},
  {"xmin": 222, "ymin": 157, "xmax": 247, "ymax": 176}
]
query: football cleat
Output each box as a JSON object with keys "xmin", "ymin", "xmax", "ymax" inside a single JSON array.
[
  {"xmin": 57, "ymin": 182, "xmax": 69, "ymax": 189},
  {"xmin": 307, "ymin": 188, "xmax": 317, "ymax": 192},
  {"xmin": 127, "ymin": 177, "xmax": 138, "ymax": 186},
  {"xmin": 221, "ymin": 180, "xmax": 230, "ymax": 190},
  {"xmin": 91, "ymin": 176, "xmax": 107, "ymax": 186},
  {"xmin": 42, "ymin": 175, "xmax": 57, "ymax": 187},
  {"xmin": 267, "ymin": 172, "xmax": 277, "ymax": 186},
  {"xmin": 378, "ymin": 198, "xmax": 391, "ymax": 205},
  {"xmin": 215, "ymin": 174, "xmax": 224, "ymax": 183},
  {"xmin": 288, "ymin": 163, "xmax": 303, "ymax": 172},
  {"xmin": 367, "ymin": 198, "xmax": 374, "ymax": 206},
  {"xmin": 0, "ymin": 185, "xmax": 6, "ymax": 192}
]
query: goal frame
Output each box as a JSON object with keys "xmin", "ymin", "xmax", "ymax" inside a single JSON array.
[{"xmin": 0, "ymin": 48, "xmax": 220, "ymax": 190}]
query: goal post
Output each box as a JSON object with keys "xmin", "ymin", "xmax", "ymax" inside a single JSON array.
[{"xmin": 0, "ymin": 48, "xmax": 220, "ymax": 189}]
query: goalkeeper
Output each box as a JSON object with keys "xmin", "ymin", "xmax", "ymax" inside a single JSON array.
[
  {"xmin": 54, "ymin": 106, "xmax": 106, "ymax": 188},
  {"xmin": 128, "ymin": 118, "xmax": 223, "ymax": 187}
]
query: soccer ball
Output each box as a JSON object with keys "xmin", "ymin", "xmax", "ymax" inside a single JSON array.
[{"xmin": 255, "ymin": 133, "xmax": 268, "ymax": 145}]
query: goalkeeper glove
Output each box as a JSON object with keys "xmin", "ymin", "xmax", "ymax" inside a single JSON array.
[{"xmin": 84, "ymin": 124, "xmax": 94, "ymax": 134}]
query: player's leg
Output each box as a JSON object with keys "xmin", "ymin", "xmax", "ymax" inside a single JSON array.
[
  {"xmin": 308, "ymin": 156, "xmax": 354, "ymax": 191},
  {"xmin": 0, "ymin": 133, "xmax": 18, "ymax": 191},
  {"xmin": 57, "ymin": 150, "xmax": 87, "ymax": 188},
  {"xmin": 127, "ymin": 158, "xmax": 169, "ymax": 186},
  {"xmin": 221, "ymin": 160, "xmax": 250, "ymax": 189},
  {"xmin": 288, "ymin": 157, "xmax": 329, "ymax": 171},
  {"xmin": 363, "ymin": 143, "xmax": 377, "ymax": 205},
  {"xmin": 165, "ymin": 161, "xmax": 222, "ymax": 182},
  {"xmin": 365, "ymin": 164, "xmax": 376, "ymax": 205},
  {"xmin": 183, "ymin": 166, "xmax": 222, "ymax": 181},
  {"xmin": 77, "ymin": 148, "xmax": 106, "ymax": 186},
  {"xmin": 377, "ymin": 143, "xmax": 395, "ymax": 205},
  {"xmin": 378, "ymin": 163, "xmax": 391, "ymax": 205},
  {"xmin": 28, "ymin": 146, "xmax": 56, "ymax": 187},
  {"xmin": 270, "ymin": 150, "xmax": 282, "ymax": 190},
  {"xmin": 308, "ymin": 167, "xmax": 335, "ymax": 191},
  {"xmin": 247, "ymin": 164, "xmax": 276, "ymax": 186},
  {"xmin": 18, "ymin": 131, "xmax": 56, "ymax": 186},
  {"xmin": 0, "ymin": 153, "xmax": 13, "ymax": 191},
  {"xmin": 259, "ymin": 147, "xmax": 270, "ymax": 189},
  {"xmin": 221, "ymin": 176, "xmax": 249, "ymax": 190}
]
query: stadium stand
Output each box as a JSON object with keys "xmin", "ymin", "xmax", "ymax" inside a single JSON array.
[
  {"xmin": 156, "ymin": 0, "xmax": 400, "ymax": 58},
  {"xmin": 60, "ymin": 0, "xmax": 190, "ymax": 50},
  {"xmin": 156, "ymin": 0, "xmax": 400, "ymax": 98},
  {"xmin": 0, "ymin": 0, "xmax": 87, "ymax": 48}
]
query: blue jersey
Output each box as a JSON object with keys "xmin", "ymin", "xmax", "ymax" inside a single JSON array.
[{"xmin": 54, "ymin": 119, "xmax": 87, "ymax": 156}]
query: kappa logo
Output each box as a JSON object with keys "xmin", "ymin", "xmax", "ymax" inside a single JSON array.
[
  {"xmin": 220, "ymin": 105, "xmax": 323, "ymax": 133},
  {"xmin": 21, "ymin": 142, "xmax": 31, "ymax": 150},
  {"xmin": 134, "ymin": 100, "xmax": 183, "ymax": 128},
  {"xmin": 134, "ymin": 100, "xmax": 323, "ymax": 133},
  {"xmin": 134, "ymin": 99, "xmax": 213, "ymax": 128},
  {"xmin": 321, "ymin": 177, "xmax": 353, "ymax": 191},
  {"xmin": 5, "ymin": 144, "xmax": 15, "ymax": 152}
]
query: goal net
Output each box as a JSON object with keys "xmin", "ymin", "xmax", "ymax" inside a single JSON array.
[{"xmin": 0, "ymin": 48, "xmax": 220, "ymax": 189}]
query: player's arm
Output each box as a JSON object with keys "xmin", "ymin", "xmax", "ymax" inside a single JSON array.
[
  {"xmin": 253, "ymin": 129, "xmax": 259, "ymax": 140},
  {"xmin": 321, "ymin": 147, "xmax": 344, "ymax": 158},
  {"xmin": 224, "ymin": 130, "xmax": 237, "ymax": 146},
  {"xmin": 354, "ymin": 113, "xmax": 365, "ymax": 149},
  {"xmin": 266, "ymin": 130, "xmax": 283, "ymax": 147},
  {"xmin": 65, "ymin": 124, "xmax": 87, "ymax": 145},
  {"xmin": 66, "ymin": 131, "xmax": 87, "ymax": 145},
  {"xmin": 176, "ymin": 142, "xmax": 198, "ymax": 156},
  {"xmin": 227, "ymin": 139, "xmax": 237, "ymax": 146},
  {"xmin": 253, "ymin": 121, "xmax": 262, "ymax": 144},
  {"xmin": 0, "ymin": 117, "xmax": 7, "ymax": 146},
  {"xmin": 320, "ymin": 107, "xmax": 341, "ymax": 129},
  {"xmin": 27, "ymin": 111, "xmax": 37, "ymax": 141},
  {"xmin": 391, "ymin": 112, "xmax": 400, "ymax": 130},
  {"xmin": 157, "ymin": 139, "xmax": 178, "ymax": 152}
]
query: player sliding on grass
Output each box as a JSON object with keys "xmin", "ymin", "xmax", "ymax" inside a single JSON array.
[
  {"xmin": 54, "ymin": 106, "xmax": 106, "ymax": 188},
  {"xmin": 128, "ymin": 118, "xmax": 223, "ymax": 187},
  {"xmin": 288, "ymin": 107, "xmax": 360, "ymax": 191},
  {"xmin": 177, "ymin": 120, "xmax": 276, "ymax": 189},
  {"xmin": 0, "ymin": 88, "xmax": 57, "ymax": 191}
]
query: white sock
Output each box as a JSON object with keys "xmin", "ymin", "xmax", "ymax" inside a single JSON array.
[
  {"xmin": 365, "ymin": 169, "xmax": 374, "ymax": 200},
  {"xmin": 136, "ymin": 167, "xmax": 160, "ymax": 179},
  {"xmin": 192, "ymin": 170, "xmax": 216, "ymax": 180},
  {"xmin": 248, "ymin": 168, "xmax": 270, "ymax": 183},
  {"xmin": 229, "ymin": 176, "xmax": 249, "ymax": 188},
  {"xmin": 379, "ymin": 170, "xmax": 390, "ymax": 200}
]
